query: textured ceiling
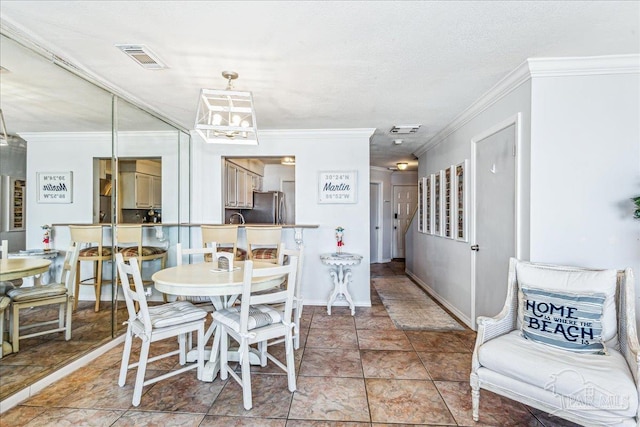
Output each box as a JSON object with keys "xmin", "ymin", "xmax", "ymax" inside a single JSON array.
[{"xmin": 0, "ymin": 1, "xmax": 638, "ymax": 170}]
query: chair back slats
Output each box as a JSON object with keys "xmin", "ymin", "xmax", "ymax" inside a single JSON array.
[
  {"xmin": 245, "ymin": 226, "xmax": 282, "ymax": 263},
  {"xmin": 240, "ymin": 258, "xmax": 298, "ymax": 333},
  {"xmin": 0, "ymin": 239, "xmax": 8, "ymax": 259},
  {"xmin": 115, "ymin": 224, "xmax": 142, "ymax": 250},
  {"xmin": 115, "ymin": 253, "xmax": 151, "ymax": 331},
  {"xmin": 69, "ymin": 225, "xmax": 105, "ymax": 254},
  {"xmin": 61, "ymin": 243, "xmax": 81, "ymax": 293},
  {"xmin": 201, "ymin": 225, "xmax": 238, "ymax": 248},
  {"xmin": 176, "ymin": 242, "xmax": 217, "ymax": 265}
]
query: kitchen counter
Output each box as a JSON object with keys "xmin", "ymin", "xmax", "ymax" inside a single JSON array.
[{"xmin": 54, "ymin": 223, "xmax": 319, "ymax": 228}]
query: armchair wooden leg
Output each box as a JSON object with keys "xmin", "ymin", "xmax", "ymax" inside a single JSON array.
[{"xmin": 470, "ymin": 373, "xmax": 480, "ymax": 421}]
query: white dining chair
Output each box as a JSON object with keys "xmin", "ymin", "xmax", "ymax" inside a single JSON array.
[
  {"xmin": 273, "ymin": 245, "xmax": 304, "ymax": 349},
  {"xmin": 7, "ymin": 243, "xmax": 80, "ymax": 353},
  {"xmin": 115, "ymin": 253, "xmax": 207, "ymax": 407},
  {"xmin": 212, "ymin": 257, "xmax": 298, "ymax": 410},
  {"xmin": 0, "ymin": 240, "xmax": 8, "ymax": 259}
]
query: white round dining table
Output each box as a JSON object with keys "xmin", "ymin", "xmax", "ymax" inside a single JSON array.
[{"xmin": 151, "ymin": 260, "xmax": 285, "ymax": 382}]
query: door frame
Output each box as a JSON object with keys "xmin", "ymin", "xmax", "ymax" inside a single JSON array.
[
  {"xmin": 370, "ymin": 181, "xmax": 383, "ymax": 263},
  {"xmin": 470, "ymin": 113, "xmax": 523, "ymax": 329},
  {"xmin": 391, "ymin": 184, "xmax": 417, "ymax": 259}
]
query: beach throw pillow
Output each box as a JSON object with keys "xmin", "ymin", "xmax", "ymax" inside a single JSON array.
[{"xmin": 520, "ymin": 286, "xmax": 607, "ymax": 355}]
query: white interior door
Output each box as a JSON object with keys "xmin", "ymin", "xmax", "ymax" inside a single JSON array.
[
  {"xmin": 472, "ymin": 120, "xmax": 518, "ymax": 326},
  {"xmin": 370, "ymin": 183, "xmax": 380, "ymax": 263},
  {"xmin": 392, "ymin": 185, "xmax": 418, "ymax": 259}
]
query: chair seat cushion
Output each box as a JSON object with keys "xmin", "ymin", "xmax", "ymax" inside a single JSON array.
[
  {"xmin": 252, "ymin": 248, "xmax": 278, "ymax": 260},
  {"xmin": 119, "ymin": 246, "xmax": 167, "ymax": 257},
  {"xmin": 8, "ymin": 284, "xmax": 68, "ymax": 302},
  {"xmin": 0, "ymin": 281, "xmax": 16, "ymax": 295},
  {"xmin": 213, "ymin": 304, "xmax": 282, "ymax": 332},
  {"xmin": 478, "ymin": 330, "xmax": 638, "ymax": 417},
  {"xmin": 79, "ymin": 246, "xmax": 114, "ymax": 257},
  {"xmin": 147, "ymin": 301, "xmax": 207, "ymax": 328}
]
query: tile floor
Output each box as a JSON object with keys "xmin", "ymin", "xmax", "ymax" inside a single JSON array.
[{"xmin": 0, "ymin": 260, "xmax": 579, "ymax": 426}]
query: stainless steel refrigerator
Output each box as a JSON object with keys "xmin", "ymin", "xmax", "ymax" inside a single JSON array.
[
  {"xmin": 243, "ymin": 191, "xmax": 286, "ymax": 224},
  {"xmin": 0, "ymin": 175, "xmax": 26, "ymax": 250}
]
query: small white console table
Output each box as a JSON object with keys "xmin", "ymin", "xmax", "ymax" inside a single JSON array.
[{"xmin": 320, "ymin": 252, "xmax": 363, "ymax": 316}]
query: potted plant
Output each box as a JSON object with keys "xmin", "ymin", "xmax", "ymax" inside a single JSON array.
[{"xmin": 634, "ymin": 196, "xmax": 640, "ymax": 220}]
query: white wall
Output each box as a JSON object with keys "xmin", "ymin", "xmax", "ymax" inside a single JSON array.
[
  {"xmin": 529, "ymin": 72, "xmax": 640, "ymax": 290},
  {"xmin": 193, "ymin": 129, "xmax": 375, "ymax": 308}
]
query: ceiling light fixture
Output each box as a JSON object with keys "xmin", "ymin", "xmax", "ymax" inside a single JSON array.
[
  {"xmin": 390, "ymin": 124, "xmax": 421, "ymax": 134},
  {"xmin": 397, "ymin": 162, "xmax": 408, "ymax": 170},
  {"xmin": 194, "ymin": 71, "xmax": 258, "ymax": 145},
  {"xmin": 281, "ymin": 156, "xmax": 295, "ymax": 165}
]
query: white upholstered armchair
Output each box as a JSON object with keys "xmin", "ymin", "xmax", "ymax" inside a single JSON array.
[{"xmin": 471, "ymin": 257, "xmax": 639, "ymax": 427}]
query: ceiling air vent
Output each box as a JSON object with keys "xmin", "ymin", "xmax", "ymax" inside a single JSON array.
[
  {"xmin": 390, "ymin": 124, "xmax": 421, "ymax": 134},
  {"xmin": 116, "ymin": 44, "xmax": 167, "ymax": 70}
]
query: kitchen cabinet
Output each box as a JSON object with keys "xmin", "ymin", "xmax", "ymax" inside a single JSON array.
[
  {"xmin": 225, "ymin": 163, "xmax": 238, "ymax": 207},
  {"xmin": 152, "ymin": 175, "xmax": 162, "ymax": 208},
  {"xmin": 225, "ymin": 161, "xmax": 260, "ymax": 209},
  {"xmin": 120, "ymin": 172, "xmax": 161, "ymax": 209}
]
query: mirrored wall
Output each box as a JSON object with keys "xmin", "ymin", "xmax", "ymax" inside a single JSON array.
[{"xmin": 0, "ymin": 30, "xmax": 190, "ymax": 401}]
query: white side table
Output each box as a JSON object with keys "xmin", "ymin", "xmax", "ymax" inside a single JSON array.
[{"xmin": 320, "ymin": 252, "xmax": 363, "ymax": 316}]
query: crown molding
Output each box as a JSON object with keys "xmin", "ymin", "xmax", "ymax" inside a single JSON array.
[
  {"xmin": 258, "ymin": 128, "xmax": 376, "ymax": 141},
  {"xmin": 527, "ymin": 54, "xmax": 640, "ymax": 77},
  {"xmin": 414, "ymin": 54, "xmax": 640, "ymax": 158}
]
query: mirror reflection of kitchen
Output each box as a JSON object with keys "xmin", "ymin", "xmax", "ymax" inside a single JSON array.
[
  {"xmin": 94, "ymin": 157, "xmax": 162, "ymax": 224},
  {"xmin": 223, "ymin": 156, "xmax": 295, "ymax": 225}
]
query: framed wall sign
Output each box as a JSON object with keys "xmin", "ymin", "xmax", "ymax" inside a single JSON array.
[
  {"xmin": 425, "ymin": 175, "xmax": 432, "ymax": 234},
  {"xmin": 418, "ymin": 177, "xmax": 425, "ymax": 233},
  {"xmin": 37, "ymin": 171, "xmax": 73, "ymax": 203},
  {"xmin": 433, "ymin": 172, "xmax": 441, "ymax": 235},
  {"xmin": 455, "ymin": 159, "xmax": 469, "ymax": 242},
  {"xmin": 444, "ymin": 166, "xmax": 454, "ymax": 239},
  {"xmin": 318, "ymin": 171, "xmax": 357, "ymax": 204}
]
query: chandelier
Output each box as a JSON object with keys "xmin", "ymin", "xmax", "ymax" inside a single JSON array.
[{"xmin": 194, "ymin": 71, "xmax": 258, "ymax": 145}]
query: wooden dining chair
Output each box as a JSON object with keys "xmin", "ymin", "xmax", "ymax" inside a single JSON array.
[
  {"xmin": 69, "ymin": 225, "xmax": 113, "ymax": 312},
  {"xmin": 7, "ymin": 243, "xmax": 80, "ymax": 352},
  {"xmin": 115, "ymin": 253, "xmax": 206, "ymax": 407},
  {"xmin": 245, "ymin": 226, "xmax": 282, "ymax": 264},
  {"xmin": 200, "ymin": 224, "xmax": 246, "ymax": 261},
  {"xmin": 115, "ymin": 224, "xmax": 168, "ymax": 300},
  {"xmin": 212, "ymin": 257, "xmax": 298, "ymax": 410}
]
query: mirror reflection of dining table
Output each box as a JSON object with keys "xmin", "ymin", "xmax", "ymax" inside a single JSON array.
[
  {"xmin": 0, "ymin": 258, "xmax": 52, "ymax": 283},
  {"xmin": 151, "ymin": 260, "xmax": 285, "ymax": 382},
  {"xmin": 0, "ymin": 258, "xmax": 53, "ymax": 354}
]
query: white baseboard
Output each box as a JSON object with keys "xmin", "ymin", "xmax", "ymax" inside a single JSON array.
[
  {"xmin": 0, "ymin": 335, "xmax": 125, "ymax": 413},
  {"xmin": 405, "ymin": 268, "xmax": 473, "ymax": 329}
]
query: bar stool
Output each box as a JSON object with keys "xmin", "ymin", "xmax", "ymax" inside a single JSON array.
[
  {"xmin": 245, "ymin": 226, "xmax": 282, "ymax": 264},
  {"xmin": 115, "ymin": 225, "xmax": 168, "ymax": 297},
  {"xmin": 69, "ymin": 225, "xmax": 113, "ymax": 312},
  {"xmin": 201, "ymin": 224, "xmax": 246, "ymax": 261}
]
